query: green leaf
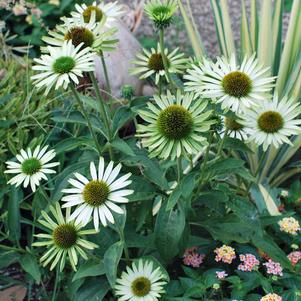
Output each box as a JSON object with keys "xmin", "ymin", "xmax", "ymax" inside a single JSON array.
[
  {"xmin": 103, "ymin": 241, "xmax": 124, "ymax": 287},
  {"xmin": 52, "ymin": 111, "xmax": 108, "ymax": 139},
  {"xmin": 224, "ymin": 137, "xmax": 253, "ymax": 153},
  {"xmin": 111, "ymin": 137, "xmax": 135, "ymax": 156},
  {"xmin": 55, "ymin": 137, "xmax": 94, "ymax": 155},
  {"xmin": 72, "ymin": 259, "xmax": 105, "ymax": 282},
  {"xmin": 74, "ymin": 278, "xmax": 110, "ymax": 301},
  {"xmin": 8, "ymin": 187, "xmax": 22, "ymax": 242},
  {"xmin": 112, "ymin": 106, "xmax": 133, "ymax": 137},
  {"xmin": 252, "ymin": 233, "xmax": 292, "ymax": 270},
  {"xmin": 154, "ymin": 202, "xmax": 186, "ymax": 261},
  {"xmin": 166, "ymin": 173, "xmax": 197, "ymax": 210},
  {"xmin": 19, "ymin": 253, "xmax": 41, "ymax": 283},
  {"xmin": 0, "ymin": 250, "xmax": 21, "ymax": 269}
]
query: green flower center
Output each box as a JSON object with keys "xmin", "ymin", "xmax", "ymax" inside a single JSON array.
[
  {"xmin": 157, "ymin": 104, "xmax": 193, "ymax": 140},
  {"xmin": 222, "ymin": 71, "xmax": 252, "ymax": 98},
  {"xmin": 21, "ymin": 158, "xmax": 42, "ymax": 175},
  {"xmin": 257, "ymin": 111, "xmax": 284, "ymax": 133},
  {"xmin": 83, "ymin": 180, "xmax": 110, "ymax": 207},
  {"xmin": 152, "ymin": 5, "xmax": 171, "ymax": 17},
  {"xmin": 83, "ymin": 6, "xmax": 103, "ymax": 23},
  {"xmin": 148, "ymin": 53, "xmax": 167, "ymax": 71},
  {"xmin": 53, "ymin": 56, "xmax": 76, "ymax": 74},
  {"xmin": 131, "ymin": 277, "xmax": 151, "ymax": 297},
  {"xmin": 225, "ymin": 117, "xmax": 243, "ymax": 131},
  {"xmin": 53, "ymin": 224, "xmax": 77, "ymax": 249},
  {"xmin": 64, "ymin": 26, "xmax": 94, "ymax": 48}
]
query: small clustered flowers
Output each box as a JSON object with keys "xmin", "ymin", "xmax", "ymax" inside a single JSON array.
[
  {"xmin": 216, "ymin": 271, "xmax": 228, "ymax": 279},
  {"xmin": 214, "ymin": 245, "xmax": 236, "ymax": 264},
  {"xmin": 278, "ymin": 217, "xmax": 301, "ymax": 235},
  {"xmin": 260, "ymin": 293, "xmax": 282, "ymax": 301},
  {"xmin": 183, "ymin": 247, "xmax": 206, "ymax": 268},
  {"xmin": 263, "ymin": 259, "xmax": 283, "ymax": 276},
  {"xmin": 287, "ymin": 251, "xmax": 301, "ymax": 266},
  {"xmin": 238, "ymin": 254, "xmax": 260, "ymax": 272}
]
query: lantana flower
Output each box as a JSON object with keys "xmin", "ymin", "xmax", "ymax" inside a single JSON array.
[
  {"xmin": 238, "ymin": 254, "xmax": 260, "ymax": 272},
  {"xmin": 263, "ymin": 259, "xmax": 283, "ymax": 276},
  {"xmin": 287, "ymin": 251, "xmax": 301, "ymax": 266},
  {"xmin": 260, "ymin": 293, "xmax": 282, "ymax": 301},
  {"xmin": 216, "ymin": 271, "xmax": 228, "ymax": 279},
  {"xmin": 278, "ymin": 217, "xmax": 301, "ymax": 235},
  {"xmin": 5, "ymin": 145, "xmax": 59, "ymax": 192},
  {"xmin": 183, "ymin": 247, "xmax": 205, "ymax": 268},
  {"xmin": 214, "ymin": 245, "xmax": 236, "ymax": 264}
]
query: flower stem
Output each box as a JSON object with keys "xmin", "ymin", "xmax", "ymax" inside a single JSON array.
[
  {"xmin": 159, "ymin": 28, "xmax": 177, "ymax": 92},
  {"xmin": 100, "ymin": 54, "xmax": 114, "ymax": 110},
  {"xmin": 194, "ymin": 131, "xmax": 214, "ymax": 200},
  {"xmin": 89, "ymin": 72, "xmax": 114, "ymax": 160},
  {"xmin": 177, "ymin": 157, "xmax": 182, "ymax": 182},
  {"xmin": 118, "ymin": 225, "xmax": 130, "ymax": 264},
  {"xmin": 217, "ymin": 129, "xmax": 228, "ymax": 157},
  {"xmin": 70, "ymin": 84, "xmax": 102, "ymax": 155},
  {"xmin": 51, "ymin": 267, "xmax": 60, "ymax": 301}
]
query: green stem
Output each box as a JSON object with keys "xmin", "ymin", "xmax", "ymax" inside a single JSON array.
[
  {"xmin": 52, "ymin": 268, "xmax": 60, "ymax": 301},
  {"xmin": 100, "ymin": 55, "xmax": 112, "ymax": 96},
  {"xmin": 100, "ymin": 54, "xmax": 114, "ymax": 110},
  {"xmin": 89, "ymin": 72, "xmax": 114, "ymax": 160},
  {"xmin": 217, "ymin": 129, "xmax": 228, "ymax": 157},
  {"xmin": 0, "ymin": 244, "xmax": 26, "ymax": 253},
  {"xmin": 194, "ymin": 131, "xmax": 214, "ymax": 200},
  {"xmin": 159, "ymin": 28, "xmax": 177, "ymax": 92},
  {"xmin": 177, "ymin": 157, "xmax": 182, "ymax": 182},
  {"xmin": 118, "ymin": 226, "xmax": 130, "ymax": 264},
  {"xmin": 70, "ymin": 84, "xmax": 102, "ymax": 155}
]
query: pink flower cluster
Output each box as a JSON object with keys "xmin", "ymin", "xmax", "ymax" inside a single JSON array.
[
  {"xmin": 183, "ymin": 247, "xmax": 205, "ymax": 268},
  {"xmin": 238, "ymin": 254, "xmax": 260, "ymax": 272},
  {"xmin": 216, "ymin": 270, "xmax": 228, "ymax": 279},
  {"xmin": 287, "ymin": 251, "xmax": 301, "ymax": 266},
  {"xmin": 260, "ymin": 293, "xmax": 282, "ymax": 301},
  {"xmin": 263, "ymin": 259, "xmax": 283, "ymax": 276},
  {"xmin": 214, "ymin": 245, "xmax": 236, "ymax": 264}
]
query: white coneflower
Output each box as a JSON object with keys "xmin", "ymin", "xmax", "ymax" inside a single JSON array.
[
  {"xmin": 43, "ymin": 16, "xmax": 118, "ymax": 53},
  {"xmin": 115, "ymin": 260, "xmax": 168, "ymax": 301},
  {"xmin": 68, "ymin": 1, "xmax": 124, "ymax": 27},
  {"xmin": 131, "ymin": 44, "xmax": 188, "ymax": 85},
  {"xmin": 32, "ymin": 203, "xmax": 98, "ymax": 271},
  {"xmin": 5, "ymin": 145, "xmax": 59, "ymax": 192},
  {"xmin": 61, "ymin": 157, "xmax": 133, "ymax": 230},
  {"xmin": 136, "ymin": 90, "xmax": 214, "ymax": 160},
  {"xmin": 221, "ymin": 116, "xmax": 248, "ymax": 140},
  {"xmin": 242, "ymin": 94, "xmax": 301, "ymax": 151},
  {"xmin": 31, "ymin": 40, "xmax": 94, "ymax": 95},
  {"xmin": 184, "ymin": 54, "xmax": 275, "ymax": 113},
  {"xmin": 144, "ymin": 0, "xmax": 178, "ymax": 29}
]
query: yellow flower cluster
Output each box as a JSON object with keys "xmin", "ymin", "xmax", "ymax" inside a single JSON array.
[
  {"xmin": 260, "ymin": 293, "xmax": 282, "ymax": 301},
  {"xmin": 278, "ymin": 217, "xmax": 300, "ymax": 235},
  {"xmin": 214, "ymin": 245, "xmax": 236, "ymax": 264}
]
